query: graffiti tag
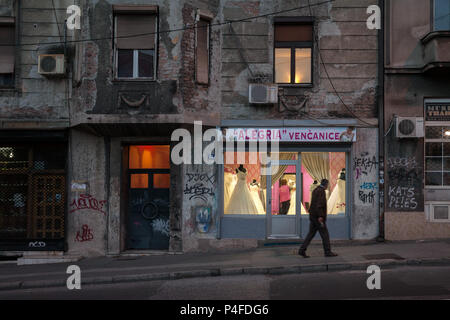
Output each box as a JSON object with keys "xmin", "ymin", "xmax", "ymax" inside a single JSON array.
[
  {"xmin": 70, "ymin": 194, "xmax": 107, "ymax": 215},
  {"xmin": 75, "ymin": 225, "xmax": 94, "ymax": 242}
]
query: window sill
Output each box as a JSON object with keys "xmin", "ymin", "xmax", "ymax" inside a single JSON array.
[
  {"xmin": 277, "ymin": 84, "xmax": 313, "ymax": 88},
  {"xmin": 113, "ymin": 78, "xmax": 157, "ymax": 82}
]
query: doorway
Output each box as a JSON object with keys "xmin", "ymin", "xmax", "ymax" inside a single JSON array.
[
  {"xmin": 126, "ymin": 145, "xmax": 170, "ymax": 250},
  {"xmin": 265, "ymin": 151, "xmax": 350, "ymax": 239}
]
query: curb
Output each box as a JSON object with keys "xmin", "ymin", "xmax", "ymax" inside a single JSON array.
[{"xmin": 1, "ymin": 257, "xmax": 449, "ymax": 292}]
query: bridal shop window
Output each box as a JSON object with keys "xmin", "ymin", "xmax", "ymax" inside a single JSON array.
[
  {"xmin": 301, "ymin": 152, "xmax": 347, "ymax": 216},
  {"xmin": 223, "ymin": 152, "xmax": 267, "ymax": 215}
]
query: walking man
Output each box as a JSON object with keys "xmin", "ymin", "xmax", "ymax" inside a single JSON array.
[{"xmin": 298, "ymin": 179, "xmax": 338, "ymax": 258}]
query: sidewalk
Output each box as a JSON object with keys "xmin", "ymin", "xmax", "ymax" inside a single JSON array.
[{"xmin": 1, "ymin": 239, "xmax": 450, "ymax": 291}]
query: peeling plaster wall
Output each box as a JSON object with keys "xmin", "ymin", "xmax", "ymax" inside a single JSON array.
[
  {"xmin": 352, "ymin": 127, "xmax": 379, "ymax": 239},
  {"xmin": 0, "ymin": 0, "xmax": 74, "ymax": 125},
  {"xmin": 72, "ymin": 0, "xmax": 222, "ymax": 122},
  {"xmin": 219, "ymin": 0, "xmax": 379, "ymax": 120},
  {"xmin": 385, "ymin": 0, "xmax": 450, "ymax": 240},
  {"xmin": 67, "ymin": 129, "xmax": 107, "ymax": 257}
]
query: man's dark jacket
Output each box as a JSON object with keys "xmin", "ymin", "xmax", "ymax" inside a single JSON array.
[{"xmin": 309, "ymin": 185, "xmax": 327, "ymax": 220}]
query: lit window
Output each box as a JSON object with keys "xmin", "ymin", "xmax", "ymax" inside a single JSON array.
[{"xmin": 274, "ymin": 21, "xmax": 313, "ymax": 85}]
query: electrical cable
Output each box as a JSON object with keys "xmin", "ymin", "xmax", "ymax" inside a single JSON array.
[
  {"xmin": 306, "ymin": 0, "xmax": 377, "ymax": 127},
  {"xmin": 0, "ymin": 0, "xmax": 337, "ymax": 48}
]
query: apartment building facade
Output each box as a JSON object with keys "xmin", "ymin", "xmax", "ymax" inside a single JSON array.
[
  {"xmin": 0, "ymin": 0, "xmax": 383, "ymax": 257},
  {"xmin": 384, "ymin": 0, "xmax": 450, "ymax": 240}
]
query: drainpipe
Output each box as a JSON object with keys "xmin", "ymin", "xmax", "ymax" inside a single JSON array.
[{"xmin": 377, "ymin": 0, "xmax": 385, "ymax": 242}]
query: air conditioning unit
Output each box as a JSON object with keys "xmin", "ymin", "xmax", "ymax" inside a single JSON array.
[
  {"xmin": 249, "ymin": 84, "xmax": 278, "ymax": 104},
  {"xmin": 395, "ymin": 117, "xmax": 424, "ymax": 138},
  {"xmin": 38, "ymin": 54, "xmax": 65, "ymax": 76}
]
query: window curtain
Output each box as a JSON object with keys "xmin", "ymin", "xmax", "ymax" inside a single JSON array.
[
  {"xmin": 301, "ymin": 152, "xmax": 330, "ymax": 182},
  {"xmin": 260, "ymin": 153, "xmax": 296, "ymax": 189}
]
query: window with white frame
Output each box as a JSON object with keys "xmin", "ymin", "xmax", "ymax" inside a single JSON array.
[
  {"xmin": 424, "ymin": 102, "xmax": 450, "ymax": 187},
  {"xmin": 114, "ymin": 10, "xmax": 157, "ymax": 79},
  {"xmin": 428, "ymin": 203, "xmax": 450, "ymax": 222}
]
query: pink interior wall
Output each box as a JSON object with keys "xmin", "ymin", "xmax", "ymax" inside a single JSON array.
[{"xmin": 302, "ymin": 166, "xmax": 313, "ymax": 204}]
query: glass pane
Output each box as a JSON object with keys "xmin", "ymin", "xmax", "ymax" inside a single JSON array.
[
  {"xmin": 154, "ymin": 174, "xmax": 170, "ymax": 189},
  {"xmin": 0, "ymin": 74, "xmax": 14, "ymax": 87},
  {"xmin": 33, "ymin": 144, "xmax": 66, "ymax": 170},
  {"xmin": 426, "ymin": 126, "xmax": 442, "ymax": 139},
  {"xmin": 426, "ymin": 172, "xmax": 442, "ymax": 186},
  {"xmin": 118, "ymin": 49, "xmax": 134, "ymax": 77},
  {"xmin": 434, "ymin": 0, "xmax": 450, "ymax": 31},
  {"xmin": 130, "ymin": 174, "xmax": 148, "ymax": 189},
  {"xmin": 138, "ymin": 49, "xmax": 154, "ymax": 78},
  {"xmin": 272, "ymin": 168, "xmax": 297, "ymax": 215},
  {"xmin": 295, "ymin": 48, "xmax": 311, "ymax": 84},
  {"xmin": 0, "ymin": 147, "xmax": 28, "ymax": 170},
  {"xmin": 444, "ymin": 158, "xmax": 450, "ymax": 171},
  {"xmin": 444, "ymin": 172, "xmax": 450, "ymax": 186},
  {"xmin": 444, "ymin": 127, "xmax": 450, "ymax": 139},
  {"xmin": 426, "ymin": 158, "xmax": 442, "ymax": 171},
  {"xmin": 275, "ymin": 48, "xmax": 291, "ymax": 83},
  {"xmin": 129, "ymin": 145, "xmax": 170, "ymax": 169},
  {"xmin": 426, "ymin": 142, "xmax": 442, "ymax": 156},
  {"xmin": 434, "ymin": 206, "xmax": 449, "ymax": 220},
  {"xmin": 444, "ymin": 143, "xmax": 450, "ymax": 156},
  {"xmin": 224, "ymin": 152, "xmax": 266, "ymax": 215},
  {"xmin": 301, "ymin": 152, "xmax": 347, "ymax": 215},
  {"xmin": 0, "ymin": 175, "xmax": 28, "ymax": 239}
]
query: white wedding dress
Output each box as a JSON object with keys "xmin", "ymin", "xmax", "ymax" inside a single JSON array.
[
  {"xmin": 225, "ymin": 171, "xmax": 259, "ymax": 215},
  {"xmin": 249, "ymin": 184, "xmax": 265, "ymax": 214},
  {"xmin": 224, "ymin": 172, "xmax": 237, "ymax": 210},
  {"xmin": 327, "ymin": 179, "xmax": 346, "ymax": 214}
]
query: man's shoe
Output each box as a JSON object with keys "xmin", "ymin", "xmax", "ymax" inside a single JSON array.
[
  {"xmin": 298, "ymin": 249, "xmax": 310, "ymax": 258},
  {"xmin": 324, "ymin": 252, "xmax": 338, "ymax": 257}
]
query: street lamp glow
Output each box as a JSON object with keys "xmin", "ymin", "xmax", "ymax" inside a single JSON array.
[{"xmin": 445, "ymin": 130, "xmax": 450, "ymax": 137}]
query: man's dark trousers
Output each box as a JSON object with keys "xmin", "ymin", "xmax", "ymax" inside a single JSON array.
[{"xmin": 299, "ymin": 218, "xmax": 331, "ymax": 254}]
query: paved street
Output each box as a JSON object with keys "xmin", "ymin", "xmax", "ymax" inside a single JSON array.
[{"xmin": 1, "ymin": 265, "xmax": 449, "ymax": 300}]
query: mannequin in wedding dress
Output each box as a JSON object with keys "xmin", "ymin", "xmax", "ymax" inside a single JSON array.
[
  {"xmin": 224, "ymin": 168, "xmax": 237, "ymax": 210},
  {"xmin": 327, "ymin": 169, "xmax": 346, "ymax": 215},
  {"xmin": 225, "ymin": 165, "xmax": 259, "ymax": 215}
]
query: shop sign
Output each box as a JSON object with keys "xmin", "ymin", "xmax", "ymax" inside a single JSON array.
[
  {"xmin": 426, "ymin": 103, "xmax": 450, "ymax": 121},
  {"xmin": 225, "ymin": 127, "xmax": 356, "ymax": 143}
]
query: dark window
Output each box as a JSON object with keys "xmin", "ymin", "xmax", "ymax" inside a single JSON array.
[
  {"xmin": 115, "ymin": 14, "xmax": 156, "ymax": 79},
  {"xmin": 274, "ymin": 22, "xmax": 313, "ymax": 85},
  {"xmin": 196, "ymin": 18, "xmax": 210, "ymax": 84},
  {"xmin": 0, "ymin": 21, "xmax": 15, "ymax": 87},
  {"xmin": 0, "ymin": 144, "xmax": 66, "ymax": 240}
]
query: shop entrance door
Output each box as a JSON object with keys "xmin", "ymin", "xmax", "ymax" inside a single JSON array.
[
  {"xmin": 267, "ymin": 157, "xmax": 302, "ymax": 238},
  {"xmin": 126, "ymin": 146, "xmax": 171, "ymax": 250}
]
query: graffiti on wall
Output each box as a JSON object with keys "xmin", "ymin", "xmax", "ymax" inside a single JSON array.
[
  {"xmin": 184, "ymin": 170, "xmax": 216, "ymax": 235},
  {"xmin": 70, "ymin": 194, "xmax": 107, "ymax": 215},
  {"xmin": 75, "ymin": 224, "xmax": 94, "ymax": 242},
  {"xmin": 386, "ymin": 157, "xmax": 421, "ymax": 211},
  {"xmin": 184, "ymin": 173, "xmax": 216, "ymax": 203},
  {"xmin": 354, "ymin": 152, "xmax": 379, "ymax": 207}
]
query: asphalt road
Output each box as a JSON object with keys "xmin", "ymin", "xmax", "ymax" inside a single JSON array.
[{"xmin": 0, "ymin": 265, "xmax": 449, "ymax": 300}]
